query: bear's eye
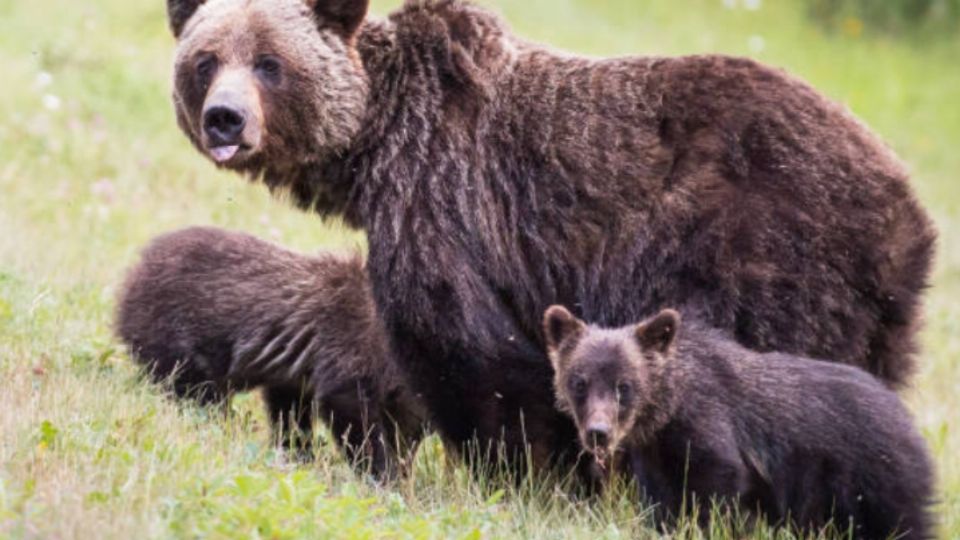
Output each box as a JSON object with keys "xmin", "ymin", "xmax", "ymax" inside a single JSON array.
[
  {"xmin": 195, "ymin": 54, "xmax": 218, "ymax": 86},
  {"xmin": 616, "ymin": 383, "xmax": 632, "ymax": 401},
  {"xmin": 255, "ymin": 55, "xmax": 283, "ymax": 84},
  {"xmin": 569, "ymin": 377, "xmax": 587, "ymax": 399}
]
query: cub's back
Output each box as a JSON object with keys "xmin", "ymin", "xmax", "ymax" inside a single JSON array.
[{"xmin": 677, "ymin": 328, "xmax": 933, "ymax": 538}]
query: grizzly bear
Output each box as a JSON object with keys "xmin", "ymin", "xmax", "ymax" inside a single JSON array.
[
  {"xmin": 543, "ymin": 305, "xmax": 934, "ymax": 539},
  {"xmin": 115, "ymin": 226, "xmax": 426, "ymax": 478},
  {"xmin": 164, "ymin": 0, "xmax": 935, "ymax": 472}
]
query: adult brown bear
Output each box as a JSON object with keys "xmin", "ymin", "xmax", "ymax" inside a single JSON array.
[{"xmin": 165, "ymin": 0, "xmax": 935, "ymax": 470}]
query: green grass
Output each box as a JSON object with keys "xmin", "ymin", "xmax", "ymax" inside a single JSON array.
[{"xmin": 1, "ymin": 0, "xmax": 958, "ymax": 538}]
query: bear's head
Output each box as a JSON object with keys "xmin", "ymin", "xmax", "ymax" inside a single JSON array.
[
  {"xmin": 167, "ymin": 0, "xmax": 370, "ymax": 189},
  {"xmin": 543, "ymin": 306, "xmax": 680, "ymax": 468}
]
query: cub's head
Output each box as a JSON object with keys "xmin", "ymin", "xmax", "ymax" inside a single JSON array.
[
  {"xmin": 543, "ymin": 306, "xmax": 680, "ymax": 467},
  {"xmin": 168, "ymin": 0, "xmax": 370, "ymax": 189}
]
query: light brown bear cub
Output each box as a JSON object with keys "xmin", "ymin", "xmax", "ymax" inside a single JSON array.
[{"xmin": 543, "ymin": 305, "xmax": 932, "ymax": 539}]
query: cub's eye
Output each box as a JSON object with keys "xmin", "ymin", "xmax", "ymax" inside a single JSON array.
[
  {"xmin": 255, "ymin": 55, "xmax": 283, "ymax": 84},
  {"xmin": 616, "ymin": 383, "xmax": 632, "ymax": 400},
  {"xmin": 569, "ymin": 377, "xmax": 587, "ymax": 398},
  {"xmin": 195, "ymin": 54, "xmax": 218, "ymax": 85}
]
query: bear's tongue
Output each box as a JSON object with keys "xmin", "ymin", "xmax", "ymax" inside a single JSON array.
[
  {"xmin": 210, "ymin": 145, "xmax": 239, "ymax": 163},
  {"xmin": 594, "ymin": 448, "xmax": 609, "ymax": 471}
]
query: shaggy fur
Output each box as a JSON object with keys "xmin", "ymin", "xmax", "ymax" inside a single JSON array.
[
  {"xmin": 166, "ymin": 0, "xmax": 936, "ymax": 470},
  {"xmin": 545, "ymin": 306, "xmax": 934, "ymax": 539},
  {"xmin": 115, "ymin": 227, "xmax": 426, "ymax": 478}
]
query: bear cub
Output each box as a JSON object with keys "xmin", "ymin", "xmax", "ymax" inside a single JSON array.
[
  {"xmin": 116, "ymin": 227, "xmax": 426, "ymax": 479},
  {"xmin": 544, "ymin": 306, "xmax": 933, "ymax": 539}
]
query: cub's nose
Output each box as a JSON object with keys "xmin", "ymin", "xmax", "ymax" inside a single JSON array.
[
  {"xmin": 586, "ymin": 424, "xmax": 611, "ymax": 448},
  {"xmin": 203, "ymin": 105, "xmax": 246, "ymax": 145}
]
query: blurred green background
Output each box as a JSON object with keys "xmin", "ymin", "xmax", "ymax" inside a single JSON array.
[{"xmin": 1, "ymin": 0, "xmax": 957, "ymax": 538}]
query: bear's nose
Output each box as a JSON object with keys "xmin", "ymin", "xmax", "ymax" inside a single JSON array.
[
  {"xmin": 203, "ymin": 105, "xmax": 247, "ymax": 145},
  {"xmin": 586, "ymin": 424, "xmax": 611, "ymax": 448}
]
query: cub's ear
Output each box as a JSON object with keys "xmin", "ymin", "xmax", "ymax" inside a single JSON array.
[
  {"xmin": 168, "ymin": 0, "xmax": 205, "ymax": 38},
  {"xmin": 309, "ymin": 0, "xmax": 370, "ymax": 37},
  {"xmin": 636, "ymin": 309, "xmax": 681, "ymax": 354},
  {"xmin": 543, "ymin": 305, "xmax": 585, "ymax": 355}
]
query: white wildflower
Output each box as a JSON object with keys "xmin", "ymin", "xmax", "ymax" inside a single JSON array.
[
  {"xmin": 35, "ymin": 71, "xmax": 53, "ymax": 89},
  {"xmin": 748, "ymin": 35, "xmax": 766, "ymax": 54},
  {"xmin": 42, "ymin": 94, "xmax": 61, "ymax": 111}
]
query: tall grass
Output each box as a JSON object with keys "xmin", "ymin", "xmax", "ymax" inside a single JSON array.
[{"xmin": 1, "ymin": 0, "xmax": 958, "ymax": 538}]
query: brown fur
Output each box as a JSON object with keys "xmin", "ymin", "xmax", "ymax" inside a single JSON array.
[
  {"xmin": 115, "ymin": 227, "xmax": 427, "ymax": 478},
  {"xmin": 545, "ymin": 306, "xmax": 934, "ymax": 539},
  {"xmin": 166, "ymin": 0, "xmax": 935, "ymax": 473}
]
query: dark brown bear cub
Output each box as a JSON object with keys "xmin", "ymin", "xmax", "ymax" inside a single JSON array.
[
  {"xmin": 115, "ymin": 227, "xmax": 426, "ymax": 479},
  {"xmin": 544, "ymin": 306, "xmax": 933, "ymax": 539}
]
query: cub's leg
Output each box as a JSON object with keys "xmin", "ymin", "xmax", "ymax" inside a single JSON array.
[
  {"xmin": 379, "ymin": 411, "xmax": 426, "ymax": 479},
  {"xmin": 263, "ymin": 385, "xmax": 315, "ymax": 460},
  {"xmin": 320, "ymin": 380, "xmax": 395, "ymax": 479}
]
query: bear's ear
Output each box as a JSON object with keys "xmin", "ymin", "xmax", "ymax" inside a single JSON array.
[
  {"xmin": 309, "ymin": 0, "xmax": 370, "ymax": 38},
  {"xmin": 635, "ymin": 309, "xmax": 681, "ymax": 354},
  {"xmin": 168, "ymin": 0, "xmax": 205, "ymax": 38},
  {"xmin": 543, "ymin": 305, "xmax": 585, "ymax": 356}
]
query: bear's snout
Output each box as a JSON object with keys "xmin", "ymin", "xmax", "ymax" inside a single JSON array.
[
  {"xmin": 585, "ymin": 424, "xmax": 611, "ymax": 449},
  {"xmin": 199, "ymin": 68, "xmax": 264, "ymax": 164},
  {"xmin": 203, "ymin": 105, "xmax": 246, "ymax": 147}
]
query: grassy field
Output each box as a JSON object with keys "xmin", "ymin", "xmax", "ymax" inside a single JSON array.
[{"xmin": 1, "ymin": 0, "xmax": 958, "ymax": 538}]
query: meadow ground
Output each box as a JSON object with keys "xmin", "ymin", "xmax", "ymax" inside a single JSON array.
[{"xmin": 1, "ymin": 0, "xmax": 958, "ymax": 538}]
